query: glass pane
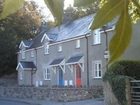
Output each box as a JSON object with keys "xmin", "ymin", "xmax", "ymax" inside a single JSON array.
[{"xmin": 99, "ymin": 71, "xmax": 101, "ymax": 77}]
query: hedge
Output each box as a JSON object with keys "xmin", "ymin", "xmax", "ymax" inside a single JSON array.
[{"xmin": 103, "ymin": 60, "xmax": 140, "ymax": 105}]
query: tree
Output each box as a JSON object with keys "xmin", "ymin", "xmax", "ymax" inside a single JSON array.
[
  {"xmin": 45, "ymin": 0, "xmax": 140, "ymax": 63},
  {"xmin": 0, "ymin": 23, "xmax": 17, "ymax": 76},
  {"xmin": 2, "ymin": 1, "xmax": 43, "ymax": 40},
  {"xmin": 0, "ymin": 1, "xmax": 43, "ymax": 76},
  {"xmin": 0, "ymin": 0, "xmax": 140, "ymax": 63}
]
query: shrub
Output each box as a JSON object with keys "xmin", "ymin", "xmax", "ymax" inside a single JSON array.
[{"xmin": 103, "ymin": 60, "xmax": 140, "ymax": 105}]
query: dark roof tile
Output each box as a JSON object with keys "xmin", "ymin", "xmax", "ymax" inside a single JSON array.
[
  {"xmin": 20, "ymin": 61, "xmax": 36, "ymax": 69},
  {"xmin": 66, "ymin": 55, "xmax": 83, "ymax": 64},
  {"xmin": 50, "ymin": 58, "xmax": 64, "ymax": 65}
]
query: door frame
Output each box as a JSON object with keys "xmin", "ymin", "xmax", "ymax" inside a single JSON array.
[
  {"xmin": 74, "ymin": 64, "xmax": 82, "ymax": 87},
  {"xmin": 56, "ymin": 66, "xmax": 64, "ymax": 86}
]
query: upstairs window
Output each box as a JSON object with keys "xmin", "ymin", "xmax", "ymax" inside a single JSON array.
[
  {"xmin": 31, "ymin": 50, "xmax": 34, "ymax": 57},
  {"xmin": 21, "ymin": 49, "xmax": 25, "ymax": 59},
  {"xmin": 44, "ymin": 43, "xmax": 49, "ymax": 54},
  {"xmin": 44, "ymin": 69, "xmax": 51, "ymax": 80},
  {"xmin": 76, "ymin": 39, "xmax": 80, "ymax": 48},
  {"xmin": 93, "ymin": 29, "xmax": 101, "ymax": 45},
  {"xmin": 58, "ymin": 45, "xmax": 62, "ymax": 52},
  {"xmin": 92, "ymin": 60, "xmax": 102, "ymax": 78}
]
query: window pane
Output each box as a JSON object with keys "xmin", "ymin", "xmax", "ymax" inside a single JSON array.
[
  {"xmin": 93, "ymin": 61, "xmax": 102, "ymax": 78},
  {"xmin": 93, "ymin": 29, "xmax": 101, "ymax": 44},
  {"xmin": 58, "ymin": 45, "xmax": 62, "ymax": 52},
  {"xmin": 76, "ymin": 40, "xmax": 80, "ymax": 48},
  {"xmin": 44, "ymin": 69, "xmax": 51, "ymax": 80},
  {"xmin": 99, "ymin": 71, "xmax": 101, "ymax": 77}
]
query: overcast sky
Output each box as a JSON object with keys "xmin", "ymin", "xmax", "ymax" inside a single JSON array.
[{"xmin": 30, "ymin": 0, "xmax": 74, "ymax": 21}]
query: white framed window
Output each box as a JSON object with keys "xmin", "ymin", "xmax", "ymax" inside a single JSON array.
[
  {"xmin": 76, "ymin": 39, "xmax": 80, "ymax": 48},
  {"xmin": 44, "ymin": 43, "xmax": 49, "ymax": 54},
  {"xmin": 19, "ymin": 71, "xmax": 23, "ymax": 80},
  {"xmin": 44, "ymin": 68, "xmax": 51, "ymax": 80},
  {"xmin": 93, "ymin": 29, "xmax": 101, "ymax": 45},
  {"xmin": 31, "ymin": 50, "xmax": 34, "ymax": 57},
  {"xmin": 58, "ymin": 45, "xmax": 62, "ymax": 52},
  {"xmin": 92, "ymin": 60, "xmax": 102, "ymax": 78},
  {"xmin": 21, "ymin": 49, "xmax": 25, "ymax": 59}
]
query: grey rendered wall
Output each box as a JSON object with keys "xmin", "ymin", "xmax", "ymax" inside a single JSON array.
[
  {"xmin": 88, "ymin": 22, "xmax": 140, "ymax": 86},
  {"xmin": 122, "ymin": 22, "xmax": 140, "ymax": 60},
  {"xmin": 18, "ymin": 70, "xmax": 32, "ymax": 86},
  {"xmin": 88, "ymin": 31, "xmax": 114, "ymax": 86},
  {"xmin": 35, "ymin": 37, "xmax": 88, "ymax": 87},
  {"xmin": 18, "ymin": 49, "xmax": 36, "ymax": 64},
  {"xmin": 18, "ymin": 49, "xmax": 36, "ymax": 86},
  {"xmin": 18, "ymin": 70, "xmax": 23, "ymax": 85}
]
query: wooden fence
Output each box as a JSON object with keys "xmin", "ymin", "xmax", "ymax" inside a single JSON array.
[{"xmin": 130, "ymin": 80, "xmax": 140, "ymax": 105}]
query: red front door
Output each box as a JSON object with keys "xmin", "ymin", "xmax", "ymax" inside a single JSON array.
[{"xmin": 75, "ymin": 64, "xmax": 81, "ymax": 87}]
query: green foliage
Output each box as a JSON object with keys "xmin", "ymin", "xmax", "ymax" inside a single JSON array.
[
  {"xmin": 0, "ymin": 1, "xmax": 42, "ymax": 76},
  {"xmin": 75, "ymin": 0, "xmax": 140, "ymax": 63},
  {"xmin": 109, "ymin": 2, "xmax": 132, "ymax": 63},
  {"xmin": 0, "ymin": 24, "xmax": 17, "ymax": 76},
  {"xmin": 132, "ymin": 0, "xmax": 140, "ymax": 12},
  {"xmin": 90, "ymin": 0, "xmax": 124, "ymax": 30},
  {"xmin": 44, "ymin": 0, "xmax": 64, "ymax": 25},
  {"xmin": 0, "ymin": 0, "xmax": 24, "ymax": 20},
  {"xmin": 103, "ymin": 60, "xmax": 140, "ymax": 105},
  {"xmin": 11, "ymin": 1, "xmax": 42, "ymax": 39},
  {"xmin": 90, "ymin": 0, "xmax": 133, "ymax": 63},
  {"xmin": 0, "ymin": 0, "xmax": 140, "ymax": 63},
  {"xmin": 74, "ymin": 0, "xmax": 96, "ymax": 7},
  {"xmin": 1, "ymin": 0, "xmax": 140, "ymax": 64}
]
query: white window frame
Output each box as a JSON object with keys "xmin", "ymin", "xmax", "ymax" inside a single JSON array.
[
  {"xmin": 19, "ymin": 71, "xmax": 23, "ymax": 80},
  {"xmin": 76, "ymin": 39, "xmax": 80, "ymax": 48},
  {"xmin": 58, "ymin": 45, "xmax": 62, "ymax": 52},
  {"xmin": 31, "ymin": 50, "xmax": 34, "ymax": 57},
  {"xmin": 44, "ymin": 68, "xmax": 51, "ymax": 80},
  {"xmin": 93, "ymin": 29, "xmax": 101, "ymax": 45},
  {"xmin": 92, "ymin": 60, "xmax": 102, "ymax": 78},
  {"xmin": 21, "ymin": 49, "xmax": 25, "ymax": 59},
  {"xmin": 44, "ymin": 43, "xmax": 49, "ymax": 54}
]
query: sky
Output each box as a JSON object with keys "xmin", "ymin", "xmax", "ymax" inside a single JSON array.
[{"xmin": 30, "ymin": 0, "xmax": 74, "ymax": 21}]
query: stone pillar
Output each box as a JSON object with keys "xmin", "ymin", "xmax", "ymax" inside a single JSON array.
[
  {"xmin": 103, "ymin": 81, "xmax": 119, "ymax": 105},
  {"xmin": 125, "ymin": 79, "xmax": 131, "ymax": 105}
]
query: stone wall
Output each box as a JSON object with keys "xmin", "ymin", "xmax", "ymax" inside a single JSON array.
[
  {"xmin": 103, "ymin": 82, "xmax": 119, "ymax": 105},
  {"xmin": 0, "ymin": 86, "xmax": 103, "ymax": 101}
]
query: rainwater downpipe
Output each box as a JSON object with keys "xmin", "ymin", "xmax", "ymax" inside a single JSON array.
[{"xmin": 85, "ymin": 35, "xmax": 89, "ymax": 87}]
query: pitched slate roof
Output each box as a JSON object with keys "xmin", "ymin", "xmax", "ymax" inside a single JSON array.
[
  {"xmin": 66, "ymin": 55, "xmax": 83, "ymax": 64},
  {"xmin": 26, "ymin": 15, "xmax": 93, "ymax": 49},
  {"xmin": 20, "ymin": 61, "xmax": 36, "ymax": 69},
  {"xmin": 50, "ymin": 58, "xmax": 64, "ymax": 66},
  {"xmin": 47, "ymin": 15, "xmax": 93, "ymax": 42},
  {"xmin": 23, "ymin": 40, "xmax": 32, "ymax": 47}
]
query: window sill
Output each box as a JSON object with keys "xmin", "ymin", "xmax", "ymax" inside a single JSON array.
[
  {"xmin": 58, "ymin": 51, "xmax": 62, "ymax": 53},
  {"xmin": 44, "ymin": 79, "xmax": 51, "ymax": 81},
  {"xmin": 44, "ymin": 53, "xmax": 49, "ymax": 55},
  {"xmin": 76, "ymin": 47, "xmax": 80, "ymax": 49},
  {"xmin": 92, "ymin": 43, "xmax": 101, "ymax": 46},
  {"xmin": 93, "ymin": 77, "xmax": 102, "ymax": 79}
]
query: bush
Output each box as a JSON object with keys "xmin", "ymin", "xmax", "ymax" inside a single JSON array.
[{"xmin": 103, "ymin": 60, "xmax": 140, "ymax": 105}]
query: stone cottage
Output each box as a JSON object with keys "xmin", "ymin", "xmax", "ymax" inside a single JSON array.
[{"xmin": 16, "ymin": 14, "xmax": 140, "ymax": 88}]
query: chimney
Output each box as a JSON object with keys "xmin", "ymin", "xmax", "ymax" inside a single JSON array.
[{"xmin": 63, "ymin": 5, "xmax": 75, "ymax": 23}]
